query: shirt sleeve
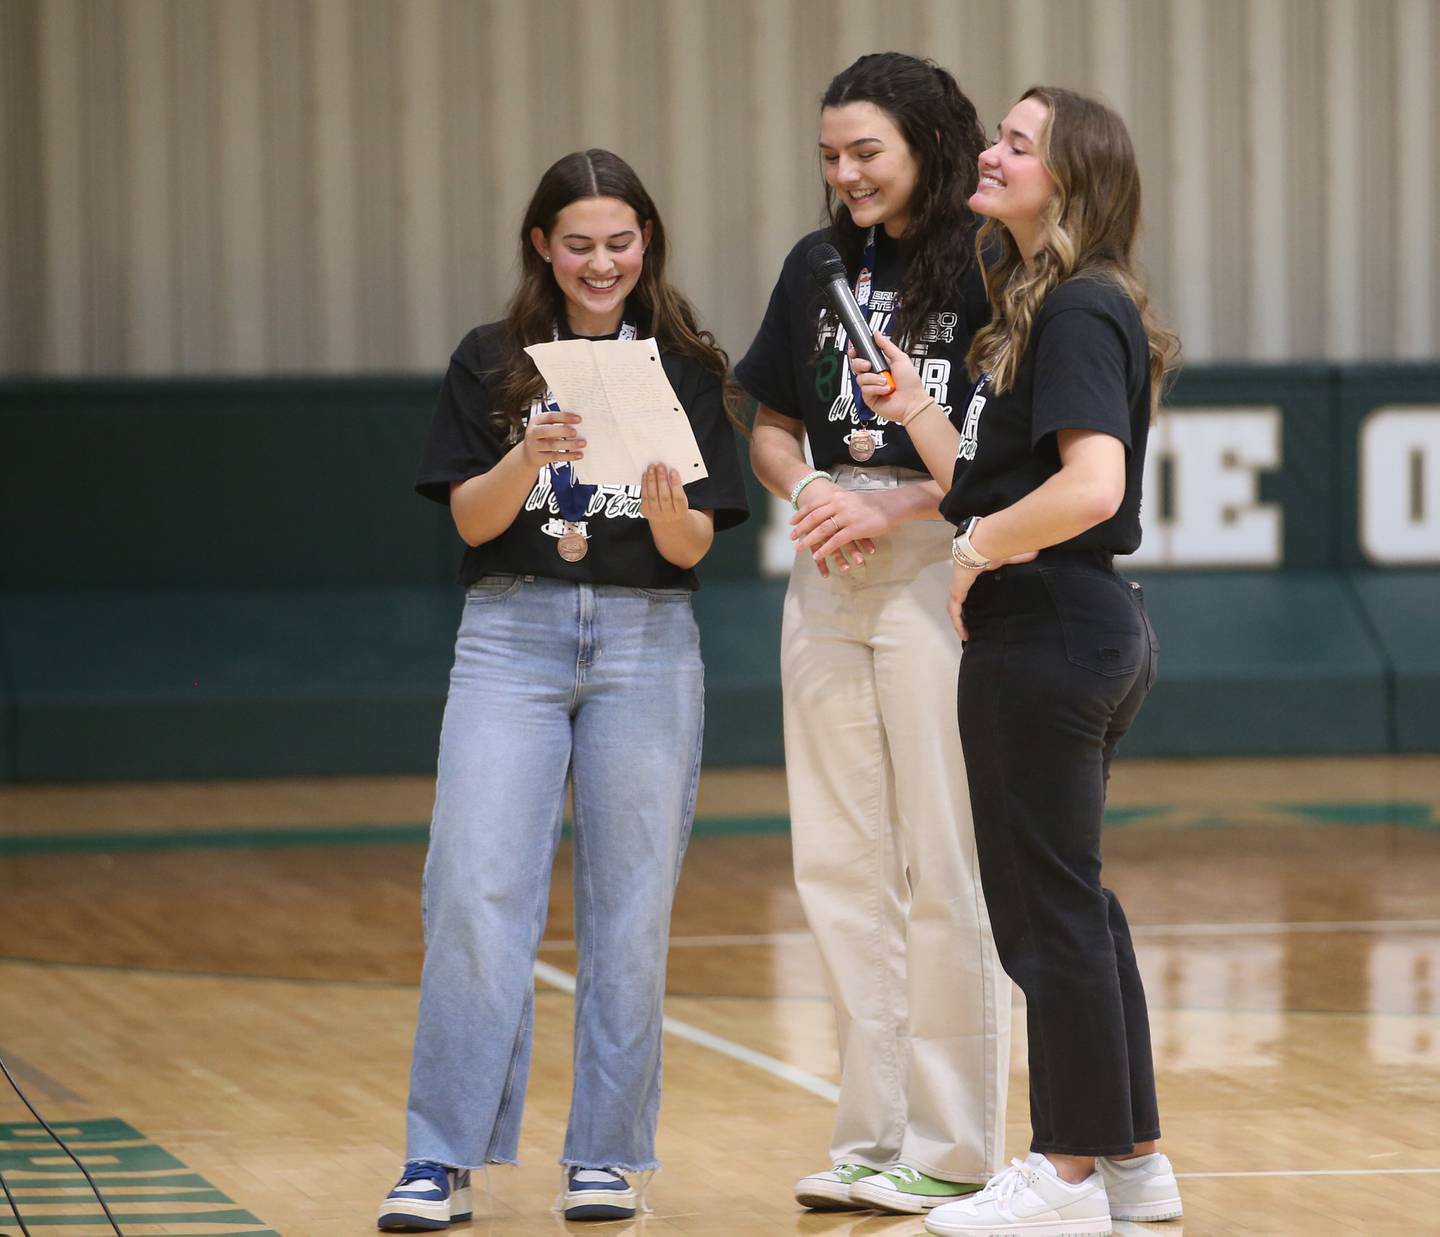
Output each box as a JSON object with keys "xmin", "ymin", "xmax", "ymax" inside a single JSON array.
[
  {"xmin": 415, "ymin": 340, "xmax": 506, "ymax": 505},
  {"xmin": 668, "ymin": 361, "xmax": 751, "ymax": 531},
  {"xmin": 734, "ymin": 262, "xmax": 803, "ymax": 420},
  {"xmin": 1030, "ymin": 306, "xmax": 1134, "ymax": 450}
]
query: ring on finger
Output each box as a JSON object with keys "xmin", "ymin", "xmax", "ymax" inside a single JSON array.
[{"xmin": 829, "ymin": 516, "xmax": 841, "ymax": 536}]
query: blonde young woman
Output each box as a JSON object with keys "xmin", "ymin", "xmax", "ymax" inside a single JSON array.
[{"xmin": 854, "ymin": 87, "xmax": 1183, "ymax": 1237}]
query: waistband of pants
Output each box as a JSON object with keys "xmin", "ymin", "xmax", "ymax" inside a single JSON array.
[{"xmin": 829, "ymin": 463, "xmax": 932, "ymax": 490}]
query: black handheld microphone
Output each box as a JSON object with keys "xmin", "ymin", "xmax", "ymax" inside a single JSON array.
[{"xmin": 805, "ymin": 243, "xmax": 896, "ymax": 395}]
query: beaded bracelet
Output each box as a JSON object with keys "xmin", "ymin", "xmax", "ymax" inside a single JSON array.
[{"xmin": 788, "ymin": 469, "xmax": 831, "ymax": 510}]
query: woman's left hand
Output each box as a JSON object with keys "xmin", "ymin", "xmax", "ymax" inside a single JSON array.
[
  {"xmin": 641, "ymin": 463, "xmax": 690, "ymax": 526},
  {"xmin": 948, "ymin": 549, "xmax": 1041, "ymax": 639},
  {"xmin": 947, "ymin": 560, "xmax": 982, "ymax": 640}
]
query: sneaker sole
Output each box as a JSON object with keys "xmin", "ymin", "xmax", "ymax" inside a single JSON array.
[
  {"xmin": 1109, "ymin": 1198, "xmax": 1183, "ymax": 1221},
  {"xmin": 564, "ymin": 1202, "xmax": 637, "ymax": 1220},
  {"xmin": 924, "ymin": 1216, "xmax": 1112, "ymax": 1236},
  {"xmin": 794, "ymin": 1181, "xmax": 871, "ymax": 1211},
  {"xmin": 376, "ymin": 1186, "xmax": 472, "ymax": 1231},
  {"xmin": 564, "ymin": 1186, "xmax": 637, "ymax": 1221},
  {"xmin": 849, "ymin": 1179, "xmax": 977, "ymax": 1214}
]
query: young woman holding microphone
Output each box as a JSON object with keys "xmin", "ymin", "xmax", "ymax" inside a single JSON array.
[
  {"xmin": 852, "ymin": 86, "xmax": 1183, "ymax": 1237},
  {"xmin": 737, "ymin": 52, "xmax": 1010, "ymax": 1216}
]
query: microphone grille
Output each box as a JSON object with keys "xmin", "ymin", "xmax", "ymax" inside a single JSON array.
[{"xmin": 805, "ymin": 243, "xmax": 848, "ymax": 285}]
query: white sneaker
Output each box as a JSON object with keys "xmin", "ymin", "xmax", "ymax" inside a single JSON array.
[
  {"xmin": 794, "ymin": 1163, "xmax": 880, "ymax": 1210},
  {"xmin": 924, "ymin": 1154, "xmax": 1111, "ymax": 1237},
  {"xmin": 1097, "ymin": 1152, "xmax": 1183, "ymax": 1221}
]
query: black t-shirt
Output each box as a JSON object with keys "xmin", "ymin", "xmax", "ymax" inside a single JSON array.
[
  {"xmin": 735, "ymin": 227, "xmax": 990, "ymax": 472},
  {"xmin": 416, "ymin": 320, "xmax": 749, "ymax": 589},
  {"xmin": 938, "ymin": 277, "xmax": 1151, "ymax": 554}
]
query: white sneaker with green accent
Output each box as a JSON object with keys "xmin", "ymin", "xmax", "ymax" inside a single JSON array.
[
  {"xmin": 794, "ymin": 1163, "xmax": 880, "ymax": 1210},
  {"xmin": 924, "ymin": 1154, "xmax": 1111, "ymax": 1236},
  {"xmin": 1097, "ymin": 1152, "xmax": 1183, "ymax": 1221},
  {"xmin": 849, "ymin": 1164, "xmax": 985, "ymax": 1214}
]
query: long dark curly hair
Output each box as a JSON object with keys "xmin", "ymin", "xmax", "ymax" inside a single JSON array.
[
  {"xmin": 492, "ymin": 149, "xmax": 740, "ymax": 442},
  {"xmin": 820, "ymin": 53, "xmax": 987, "ymax": 346}
]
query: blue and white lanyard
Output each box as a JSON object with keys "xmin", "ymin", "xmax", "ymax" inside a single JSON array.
[
  {"xmin": 847, "ymin": 228, "xmax": 879, "ymax": 426},
  {"xmin": 541, "ymin": 319, "xmax": 638, "ymax": 523}
]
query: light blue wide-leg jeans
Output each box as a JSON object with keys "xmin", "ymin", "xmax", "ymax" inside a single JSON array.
[{"xmin": 403, "ymin": 574, "xmax": 704, "ymax": 1172}]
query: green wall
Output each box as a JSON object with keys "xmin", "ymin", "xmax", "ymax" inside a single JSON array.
[{"xmin": 2, "ymin": 364, "xmax": 1437, "ymax": 781}]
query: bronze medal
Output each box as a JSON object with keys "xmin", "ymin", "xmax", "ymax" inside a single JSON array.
[
  {"xmin": 848, "ymin": 429, "xmax": 876, "ymax": 462},
  {"xmin": 557, "ymin": 524, "xmax": 589, "ymax": 562}
]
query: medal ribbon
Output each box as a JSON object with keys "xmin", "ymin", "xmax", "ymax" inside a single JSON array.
[
  {"xmin": 543, "ymin": 319, "xmax": 638, "ymax": 525},
  {"xmin": 846, "ymin": 227, "xmax": 879, "ymax": 427}
]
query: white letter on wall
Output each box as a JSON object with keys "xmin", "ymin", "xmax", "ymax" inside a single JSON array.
[
  {"xmin": 1361, "ymin": 408, "xmax": 1440, "ymax": 564},
  {"xmin": 1164, "ymin": 410, "xmax": 1283, "ymax": 566}
]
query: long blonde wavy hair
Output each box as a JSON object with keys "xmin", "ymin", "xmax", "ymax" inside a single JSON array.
[{"xmin": 967, "ymin": 86, "xmax": 1180, "ymax": 414}]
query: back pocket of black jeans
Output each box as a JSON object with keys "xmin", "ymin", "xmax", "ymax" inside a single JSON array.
[{"xmin": 1039, "ymin": 567, "xmax": 1144, "ymax": 677}]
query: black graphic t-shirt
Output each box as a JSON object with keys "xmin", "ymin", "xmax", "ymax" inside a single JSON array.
[
  {"xmin": 416, "ymin": 319, "xmax": 749, "ymax": 589},
  {"xmin": 735, "ymin": 227, "xmax": 990, "ymax": 471},
  {"xmin": 939, "ymin": 277, "xmax": 1151, "ymax": 554}
]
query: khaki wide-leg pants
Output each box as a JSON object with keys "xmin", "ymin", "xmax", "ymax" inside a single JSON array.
[{"xmin": 782, "ymin": 465, "xmax": 1010, "ymax": 1183}]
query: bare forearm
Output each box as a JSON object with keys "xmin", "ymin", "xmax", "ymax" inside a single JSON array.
[
  {"xmin": 750, "ymin": 414, "xmax": 815, "ymax": 498},
  {"xmin": 449, "ymin": 448, "xmax": 541, "ymax": 546},
  {"xmin": 650, "ymin": 510, "xmax": 715, "ymax": 568},
  {"xmin": 871, "ymin": 478, "xmax": 946, "ymax": 524},
  {"xmin": 969, "ymin": 467, "xmax": 1121, "ymax": 562},
  {"xmin": 902, "ymin": 404, "xmax": 962, "ymax": 493}
]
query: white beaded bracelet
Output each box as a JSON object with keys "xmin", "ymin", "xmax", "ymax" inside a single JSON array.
[
  {"xmin": 951, "ymin": 537, "xmax": 988, "ymax": 570},
  {"xmin": 788, "ymin": 469, "xmax": 831, "ymax": 510}
]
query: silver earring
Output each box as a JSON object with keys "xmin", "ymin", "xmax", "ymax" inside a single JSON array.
[{"xmin": 542, "ymin": 254, "xmax": 551, "ymax": 263}]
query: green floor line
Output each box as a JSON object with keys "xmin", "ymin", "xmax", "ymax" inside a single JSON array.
[
  {"xmin": 1274, "ymin": 801, "xmax": 1437, "ymax": 827},
  {"xmin": 0, "ymin": 814, "xmax": 788, "ymax": 856},
  {"xmin": 0, "ymin": 1120, "xmax": 270, "ymax": 1235},
  {"xmin": 4, "ymin": 802, "xmax": 1435, "ymax": 858}
]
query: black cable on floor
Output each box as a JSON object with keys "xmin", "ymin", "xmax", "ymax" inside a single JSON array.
[
  {"xmin": 0, "ymin": 1052, "xmax": 123, "ymax": 1235},
  {"xmin": 0, "ymin": 1163, "xmax": 32, "ymax": 1237}
]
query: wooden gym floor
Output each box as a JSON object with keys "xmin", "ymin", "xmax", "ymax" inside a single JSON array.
[{"xmin": 2, "ymin": 755, "xmax": 1439, "ymax": 1236}]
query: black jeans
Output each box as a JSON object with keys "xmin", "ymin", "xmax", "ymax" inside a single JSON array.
[{"xmin": 958, "ymin": 550, "xmax": 1161, "ymax": 1157}]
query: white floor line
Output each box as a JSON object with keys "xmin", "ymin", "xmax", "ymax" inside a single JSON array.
[
  {"xmin": 534, "ymin": 961, "xmax": 1440, "ymax": 1182},
  {"xmin": 1177, "ymin": 1168, "xmax": 1440, "ymax": 1178},
  {"xmin": 537, "ymin": 931, "xmax": 813, "ymax": 952},
  {"xmin": 530, "ymin": 960, "xmax": 840, "ymax": 1104},
  {"xmin": 1132, "ymin": 918, "xmax": 1440, "ymax": 938},
  {"xmin": 535, "ymin": 920, "xmax": 1440, "ymax": 953}
]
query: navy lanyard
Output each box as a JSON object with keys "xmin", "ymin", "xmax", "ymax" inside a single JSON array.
[
  {"xmin": 542, "ymin": 319, "xmax": 637, "ymax": 522},
  {"xmin": 847, "ymin": 228, "xmax": 879, "ymax": 426}
]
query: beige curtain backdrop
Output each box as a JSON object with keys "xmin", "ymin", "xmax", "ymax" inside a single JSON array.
[{"xmin": 1, "ymin": 0, "xmax": 1436, "ymax": 376}]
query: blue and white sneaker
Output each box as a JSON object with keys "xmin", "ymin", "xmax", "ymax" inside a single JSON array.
[
  {"xmin": 377, "ymin": 1160, "xmax": 473, "ymax": 1231},
  {"xmin": 562, "ymin": 1167, "xmax": 637, "ymax": 1220}
]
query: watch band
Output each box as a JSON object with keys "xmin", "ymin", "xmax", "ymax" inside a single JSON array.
[{"xmin": 952, "ymin": 516, "xmax": 991, "ymax": 570}]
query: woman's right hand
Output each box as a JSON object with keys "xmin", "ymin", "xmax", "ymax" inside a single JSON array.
[
  {"xmin": 520, "ymin": 411, "xmax": 585, "ymax": 469},
  {"xmin": 851, "ymin": 332, "xmax": 925, "ymax": 422}
]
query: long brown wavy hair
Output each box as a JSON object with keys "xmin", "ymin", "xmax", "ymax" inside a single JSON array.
[
  {"xmin": 820, "ymin": 53, "xmax": 987, "ymax": 346},
  {"xmin": 967, "ymin": 87, "xmax": 1180, "ymax": 414},
  {"xmin": 491, "ymin": 149, "xmax": 740, "ymax": 443}
]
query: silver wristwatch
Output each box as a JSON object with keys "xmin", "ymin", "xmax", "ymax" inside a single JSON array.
[{"xmin": 951, "ymin": 516, "xmax": 991, "ymax": 570}]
